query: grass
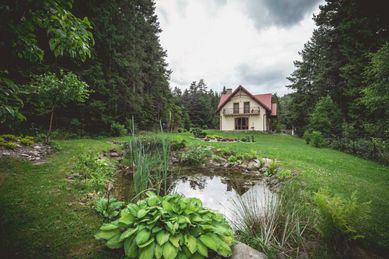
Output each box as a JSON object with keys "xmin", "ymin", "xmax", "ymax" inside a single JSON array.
[
  {"xmin": 0, "ymin": 139, "xmax": 121, "ymax": 258},
  {"xmin": 0, "ymin": 130, "xmax": 388, "ymax": 257}
]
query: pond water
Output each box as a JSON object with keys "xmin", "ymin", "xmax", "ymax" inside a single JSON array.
[{"xmin": 170, "ymin": 168, "xmax": 273, "ymax": 222}]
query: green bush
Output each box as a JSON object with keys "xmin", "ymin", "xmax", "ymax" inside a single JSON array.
[
  {"xmin": 1, "ymin": 134, "xmax": 18, "ymax": 142},
  {"xmin": 303, "ymin": 131, "xmax": 311, "ymax": 144},
  {"xmin": 95, "ymin": 197, "xmax": 125, "ymax": 221},
  {"xmin": 95, "ymin": 192, "xmax": 235, "ymax": 258},
  {"xmin": 170, "ymin": 140, "xmax": 186, "ymax": 151},
  {"xmin": 265, "ymin": 161, "xmax": 279, "ymax": 176},
  {"xmin": 313, "ymin": 189, "xmax": 371, "ymax": 244},
  {"xmin": 72, "ymin": 153, "xmax": 114, "ymax": 191},
  {"xmin": 180, "ymin": 146, "xmax": 212, "ymax": 166},
  {"xmin": 311, "ymin": 131, "xmax": 325, "ymax": 147},
  {"xmin": 276, "ymin": 169, "xmax": 293, "ymax": 180},
  {"xmin": 227, "ymin": 155, "xmax": 238, "ymax": 163},
  {"xmin": 191, "ymin": 128, "xmax": 207, "ymax": 138},
  {"xmin": 177, "ymin": 128, "xmax": 184, "ymax": 133},
  {"xmin": 111, "ymin": 122, "xmax": 128, "ymax": 136},
  {"xmin": 20, "ymin": 137, "xmax": 34, "ymax": 146},
  {"xmin": 3, "ymin": 142, "xmax": 17, "ymax": 149}
]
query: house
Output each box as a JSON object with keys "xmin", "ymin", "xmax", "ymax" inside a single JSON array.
[{"xmin": 216, "ymin": 85, "xmax": 277, "ymax": 131}]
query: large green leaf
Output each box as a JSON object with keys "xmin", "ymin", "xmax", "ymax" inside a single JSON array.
[
  {"xmin": 124, "ymin": 237, "xmax": 138, "ymax": 257},
  {"xmin": 169, "ymin": 234, "xmax": 181, "ymax": 248},
  {"xmin": 162, "ymin": 241, "xmax": 178, "ymax": 259},
  {"xmin": 136, "ymin": 229, "xmax": 151, "ymax": 246},
  {"xmin": 106, "ymin": 233, "xmax": 122, "ymax": 249},
  {"xmin": 199, "ymin": 234, "xmax": 218, "ymax": 251},
  {"xmin": 100, "ymin": 223, "xmax": 118, "ymax": 231},
  {"xmin": 120, "ymin": 227, "xmax": 138, "ymax": 241},
  {"xmin": 155, "ymin": 244, "xmax": 163, "ymax": 259},
  {"xmin": 156, "ymin": 230, "xmax": 170, "ymax": 246},
  {"xmin": 197, "ymin": 240, "xmax": 208, "ymax": 257},
  {"xmin": 95, "ymin": 229, "xmax": 120, "ymax": 240},
  {"xmin": 185, "ymin": 235, "xmax": 197, "ymax": 254},
  {"xmin": 119, "ymin": 209, "xmax": 135, "ymax": 225},
  {"xmin": 139, "ymin": 242, "xmax": 155, "ymax": 259},
  {"xmin": 137, "ymin": 208, "xmax": 148, "ymax": 218}
]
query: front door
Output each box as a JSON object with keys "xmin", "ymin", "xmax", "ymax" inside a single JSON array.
[{"xmin": 235, "ymin": 117, "xmax": 248, "ymax": 130}]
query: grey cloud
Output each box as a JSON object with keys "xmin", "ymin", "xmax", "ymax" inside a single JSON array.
[
  {"xmin": 236, "ymin": 63, "xmax": 288, "ymax": 86},
  {"xmin": 243, "ymin": 0, "xmax": 321, "ymax": 29}
]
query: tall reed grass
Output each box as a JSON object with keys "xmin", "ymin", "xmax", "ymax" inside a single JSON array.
[
  {"xmin": 126, "ymin": 137, "xmax": 170, "ymax": 197},
  {"xmin": 231, "ymin": 188, "xmax": 310, "ymax": 258}
]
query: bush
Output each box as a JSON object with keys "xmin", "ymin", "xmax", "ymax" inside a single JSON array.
[
  {"xmin": 2, "ymin": 142, "xmax": 17, "ymax": 149},
  {"xmin": 20, "ymin": 137, "xmax": 34, "ymax": 146},
  {"xmin": 276, "ymin": 169, "xmax": 293, "ymax": 180},
  {"xmin": 1, "ymin": 134, "xmax": 18, "ymax": 142},
  {"xmin": 177, "ymin": 128, "xmax": 184, "ymax": 133},
  {"xmin": 303, "ymin": 131, "xmax": 311, "ymax": 144},
  {"xmin": 313, "ymin": 189, "xmax": 371, "ymax": 245},
  {"xmin": 311, "ymin": 131, "xmax": 325, "ymax": 148},
  {"xmin": 95, "ymin": 197, "xmax": 125, "ymax": 221},
  {"xmin": 191, "ymin": 128, "xmax": 207, "ymax": 138},
  {"xmin": 265, "ymin": 161, "xmax": 279, "ymax": 176},
  {"xmin": 170, "ymin": 140, "xmax": 186, "ymax": 151},
  {"xmin": 95, "ymin": 192, "xmax": 235, "ymax": 258},
  {"xmin": 227, "ymin": 155, "xmax": 238, "ymax": 163},
  {"xmin": 111, "ymin": 122, "xmax": 128, "ymax": 137},
  {"xmin": 72, "ymin": 153, "xmax": 114, "ymax": 191},
  {"xmin": 180, "ymin": 146, "xmax": 212, "ymax": 166}
]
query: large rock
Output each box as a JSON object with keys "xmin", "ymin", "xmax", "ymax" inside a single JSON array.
[{"xmin": 232, "ymin": 242, "xmax": 267, "ymax": 259}]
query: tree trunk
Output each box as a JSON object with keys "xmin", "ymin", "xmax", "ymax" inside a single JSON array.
[{"xmin": 46, "ymin": 107, "xmax": 55, "ymax": 143}]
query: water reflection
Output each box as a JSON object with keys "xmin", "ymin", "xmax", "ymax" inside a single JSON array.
[{"xmin": 171, "ymin": 174, "xmax": 272, "ymax": 222}]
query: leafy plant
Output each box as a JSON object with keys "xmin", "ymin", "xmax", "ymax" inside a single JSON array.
[
  {"xmin": 303, "ymin": 131, "xmax": 311, "ymax": 144},
  {"xmin": 95, "ymin": 197, "xmax": 125, "ymax": 221},
  {"xmin": 95, "ymin": 192, "xmax": 235, "ymax": 258},
  {"xmin": 191, "ymin": 128, "xmax": 207, "ymax": 138},
  {"xmin": 276, "ymin": 169, "xmax": 293, "ymax": 180},
  {"xmin": 20, "ymin": 137, "xmax": 34, "ymax": 146},
  {"xmin": 265, "ymin": 161, "xmax": 279, "ymax": 176},
  {"xmin": 1, "ymin": 134, "xmax": 18, "ymax": 142},
  {"xmin": 3, "ymin": 142, "xmax": 17, "ymax": 150},
  {"xmin": 310, "ymin": 131, "xmax": 325, "ymax": 148},
  {"xmin": 313, "ymin": 189, "xmax": 371, "ymax": 244},
  {"xmin": 72, "ymin": 153, "xmax": 114, "ymax": 192},
  {"xmin": 180, "ymin": 146, "xmax": 212, "ymax": 166},
  {"xmin": 111, "ymin": 122, "xmax": 128, "ymax": 136}
]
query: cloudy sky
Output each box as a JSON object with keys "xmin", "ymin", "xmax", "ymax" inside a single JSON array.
[{"xmin": 156, "ymin": 0, "xmax": 322, "ymax": 96}]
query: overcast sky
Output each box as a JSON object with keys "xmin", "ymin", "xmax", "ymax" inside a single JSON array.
[{"xmin": 156, "ymin": 0, "xmax": 322, "ymax": 96}]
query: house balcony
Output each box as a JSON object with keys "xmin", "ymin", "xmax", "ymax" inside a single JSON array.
[{"xmin": 222, "ymin": 107, "xmax": 261, "ymax": 116}]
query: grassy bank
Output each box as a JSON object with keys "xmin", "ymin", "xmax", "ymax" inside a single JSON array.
[{"xmin": 0, "ymin": 131, "xmax": 388, "ymax": 257}]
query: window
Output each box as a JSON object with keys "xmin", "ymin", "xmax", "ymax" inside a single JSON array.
[
  {"xmin": 235, "ymin": 117, "xmax": 248, "ymax": 130},
  {"xmin": 244, "ymin": 102, "xmax": 250, "ymax": 113},
  {"xmin": 233, "ymin": 103, "xmax": 239, "ymax": 114}
]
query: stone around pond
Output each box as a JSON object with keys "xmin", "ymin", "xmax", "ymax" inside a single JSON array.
[{"xmin": 232, "ymin": 242, "xmax": 267, "ymax": 259}]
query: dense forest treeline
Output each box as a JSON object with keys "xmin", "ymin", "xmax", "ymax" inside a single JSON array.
[
  {"xmin": 0, "ymin": 0, "xmax": 219, "ymax": 137},
  {"xmin": 274, "ymin": 0, "xmax": 389, "ymax": 163}
]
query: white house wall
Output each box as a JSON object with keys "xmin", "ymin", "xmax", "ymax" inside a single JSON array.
[{"xmin": 219, "ymin": 90, "xmax": 267, "ymax": 131}]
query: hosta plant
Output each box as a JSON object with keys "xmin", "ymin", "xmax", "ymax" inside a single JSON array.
[
  {"xmin": 95, "ymin": 192, "xmax": 235, "ymax": 258},
  {"xmin": 95, "ymin": 197, "xmax": 125, "ymax": 221}
]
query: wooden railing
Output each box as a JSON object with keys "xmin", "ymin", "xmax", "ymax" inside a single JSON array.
[{"xmin": 222, "ymin": 107, "xmax": 260, "ymax": 115}]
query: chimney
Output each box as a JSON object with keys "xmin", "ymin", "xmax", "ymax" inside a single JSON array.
[{"xmin": 226, "ymin": 88, "xmax": 232, "ymax": 94}]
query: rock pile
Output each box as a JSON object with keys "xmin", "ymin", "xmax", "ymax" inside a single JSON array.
[{"xmin": 0, "ymin": 143, "xmax": 53, "ymax": 164}]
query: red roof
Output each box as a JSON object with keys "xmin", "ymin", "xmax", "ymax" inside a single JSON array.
[{"xmin": 217, "ymin": 86, "xmax": 277, "ymax": 116}]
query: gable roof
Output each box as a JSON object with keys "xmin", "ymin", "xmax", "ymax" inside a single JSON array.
[{"xmin": 216, "ymin": 85, "xmax": 277, "ymax": 116}]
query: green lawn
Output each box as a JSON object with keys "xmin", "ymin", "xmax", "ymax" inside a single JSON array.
[{"xmin": 0, "ymin": 131, "xmax": 388, "ymax": 258}]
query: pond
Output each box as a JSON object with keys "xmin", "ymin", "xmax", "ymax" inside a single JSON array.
[{"xmin": 170, "ymin": 168, "xmax": 273, "ymax": 222}]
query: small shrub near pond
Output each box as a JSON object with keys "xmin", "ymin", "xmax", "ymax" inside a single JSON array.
[
  {"xmin": 313, "ymin": 189, "xmax": 371, "ymax": 247},
  {"xmin": 191, "ymin": 128, "xmax": 207, "ymax": 138},
  {"xmin": 0, "ymin": 134, "xmax": 34, "ymax": 149},
  {"xmin": 71, "ymin": 152, "xmax": 115, "ymax": 192},
  {"xmin": 180, "ymin": 146, "xmax": 212, "ymax": 166},
  {"xmin": 95, "ymin": 197, "xmax": 125, "ymax": 221},
  {"xmin": 111, "ymin": 122, "xmax": 128, "ymax": 136},
  {"xmin": 95, "ymin": 192, "xmax": 235, "ymax": 258}
]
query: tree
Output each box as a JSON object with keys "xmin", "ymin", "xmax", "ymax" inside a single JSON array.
[
  {"xmin": 308, "ymin": 96, "xmax": 342, "ymax": 137},
  {"xmin": 28, "ymin": 71, "xmax": 90, "ymax": 141},
  {"xmin": 0, "ymin": 0, "xmax": 94, "ymax": 125}
]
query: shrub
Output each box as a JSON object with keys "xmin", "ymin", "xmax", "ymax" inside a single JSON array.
[
  {"xmin": 111, "ymin": 122, "xmax": 128, "ymax": 137},
  {"xmin": 177, "ymin": 128, "xmax": 184, "ymax": 133},
  {"xmin": 20, "ymin": 137, "xmax": 34, "ymax": 146},
  {"xmin": 276, "ymin": 169, "xmax": 293, "ymax": 180},
  {"xmin": 313, "ymin": 189, "xmax": 371, "ymax": 245},
  {"xmin": 95, "ymin": 192, "xmax": 235, "ymax": 258},
  {"xmin": 95, "ymin": 197, "xmax": 125, "ymax": 221},
  {"xmin": 311, "ymin": 131, "xmax": 325, "ymax": 148},
  {"xmin": 170, "ymin": 140, "xmax": 186, "ymax": 151},
  {"xmin": 227, "ymin": 155, "xmax": 238, "ymax": 163},
  {"xmin": 265, "ymin": 161, "xmax": 279, "ymax": 176},
  {"xmin": 72, "ymin": 153, "xmax": 114, "ymax": 192},
  {"xmin": 4, "ymin": 142, "xmax": 17, "ymax": 149},
  {"xmin": 180, "ymin": 146, "xmax": 212, "ymax": 166},
  {"xmin": 251, "ymin": 135, "xmax": 255, "ymax": 142},
  {"xmin": 303, "ymin": 131, "xmax": 311, "ymax": 144},
  {"xmin": 191, "ymin": 128, "xmax": 207, "ymax": 138},
  {"xmin": 1, "ymin": 134, "xmax": 18, "ymax": 142}
]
